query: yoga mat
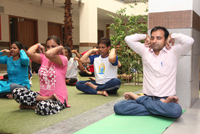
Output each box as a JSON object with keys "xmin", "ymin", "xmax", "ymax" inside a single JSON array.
[{"xmin": 75, "ymin": 109, "xmax": 186, "ymax": 134}]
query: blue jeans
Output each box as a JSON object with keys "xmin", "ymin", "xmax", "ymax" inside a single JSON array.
[
  {"xmin": 10, "ymin": 83, "xmax": 28, "ymax": 92},
  {"xmin": 76, "ymin": 78, "xmax": 121, "ymax": 94},
  {"xmin": 0, "ymin": 83, "xmax": 27, "ymax": 98},
  {"xmin": 114, "ymin": 96, "xmax": 182, "ymax": 118}
]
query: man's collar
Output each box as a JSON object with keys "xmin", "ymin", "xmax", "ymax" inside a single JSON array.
[
  {"xmin": 100, "ymin": 55, "xmax": 109, "ymax": 58},
  {"xmin": 149, "ymin": 47, "xmax": 168, "ymax": 55}
]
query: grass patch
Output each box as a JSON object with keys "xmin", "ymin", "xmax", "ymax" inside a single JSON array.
[{"xmin": 0, "ymin": 75, "xmax": 142, "ymax": 134}]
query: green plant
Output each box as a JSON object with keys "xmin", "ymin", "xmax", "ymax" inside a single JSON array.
[{"xmin": 108, "ymin": 3, "xmax": 148, "ymax": 84}]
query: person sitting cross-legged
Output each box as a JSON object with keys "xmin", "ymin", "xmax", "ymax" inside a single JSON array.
[
  {"xmin": 114, "ymin": 26, "xmax": 194, "ymax": 118},
  {"xmin": 76, "ymin": 37, "xmax": 121, "ymax": 96},
  {"xmin": 64, "ymin": 46, "xmax": 85, "ymax": 85},
  {"xmin": 12, "ymin": 35, "xmax": 70, "ymax": 115},
  {"xmin": 0, "ymin": 42, "xmax": 30, "ymax": 99}
]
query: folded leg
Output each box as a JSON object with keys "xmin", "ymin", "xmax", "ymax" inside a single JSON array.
[
  {"xmin": 137, "ymin": 96, "xmax": 182, "ymax": 118},
  {"xmin": 114, "ymin": 99, "xmax": 152, "ymax": 116}
]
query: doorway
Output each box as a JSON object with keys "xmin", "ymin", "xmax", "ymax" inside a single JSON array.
[
  {"xmin": 10, "ymin": 16, "xmax": 38, "ymax": 49},
  {"xmin": 48, "ymin": 22, "xmax": 63, "ymax": 43},
  {"xmin": 98, "ymin": 30, "xmax": 104, "ymax": 42}
]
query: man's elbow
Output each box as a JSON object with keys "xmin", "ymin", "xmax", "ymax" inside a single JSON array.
[
  {"xmin": 109, "ymin": 57, "xmax": 116, "ymax": 63},
  {"xmin": 26, "ymin": 51, "xmax": 32, "ymax": 57},
  {"xmin": 124, "ymin": 36, "xmax": 129, "ymax": 42},
  {"xmin": 80, "ymin": 58, "xmax": 84, "ymax": 63},
  {"xmin": 190, "ymin": 38, "xmax": 194, "ymax": 45},
  {"xmin": 80, "ymin": 58, "xmax": 87, "ymax": 63}
]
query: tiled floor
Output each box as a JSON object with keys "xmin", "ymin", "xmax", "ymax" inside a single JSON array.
[{"xmin": 163, "ymin": 99, "xmax": 200, "ymax": 134}]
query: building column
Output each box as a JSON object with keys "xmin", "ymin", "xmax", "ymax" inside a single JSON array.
[
  {"xmin": 148, "ymin": 0, "xmax": 200, "ymax": 108},
  {"xmin": 79, "ymin": 0, "xmax": 97, "ymax": 53}
]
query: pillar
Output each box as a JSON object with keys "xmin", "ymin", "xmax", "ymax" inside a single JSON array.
[
  {"xmin": 148, "ymin": 0, "xmax": 200, "ymax": 108},
  {"xmin": 79, "ymin": 0, "xmax": 97, "ymax": 53}
]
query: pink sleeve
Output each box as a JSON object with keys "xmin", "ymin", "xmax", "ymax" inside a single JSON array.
[{"xmin": 59, "ymin": 55, "xmax": 68, "ymax": 67}]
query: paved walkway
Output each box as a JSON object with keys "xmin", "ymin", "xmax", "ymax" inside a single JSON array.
[{"xmin": 164, "ymin": 98, "xmax": 200, "ymax": 134}]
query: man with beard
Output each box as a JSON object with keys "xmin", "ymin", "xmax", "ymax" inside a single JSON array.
[{"xmin": 114, "ymin": 26, "xmax": 194, "ymax": 118}]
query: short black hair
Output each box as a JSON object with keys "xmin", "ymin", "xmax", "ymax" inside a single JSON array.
[
  {"xmin": 12, "ymin": 41, "xmax": 24, "ymax": 50},
  {"xmin": 151, "ymin": 26, "xmax": 169, "ymax": 40},
  {"xmin": 46, "ymin": 35, "xmax": 61, "ymax": 45},
  {"xmin": 23, "ymin": 45, "xmax": 28, "ymax": 51},
  {"xmin": 98, "ymin": 37, "xmax": 111, "ymax": 47},
  {"xmin": 64, "ymin": 46, "xmax": 72, "ymax": 58}
]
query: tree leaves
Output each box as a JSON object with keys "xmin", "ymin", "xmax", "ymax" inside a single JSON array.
[{"xmin": 108, "ymin": 3, "xmax": 148, "ymax": 84}]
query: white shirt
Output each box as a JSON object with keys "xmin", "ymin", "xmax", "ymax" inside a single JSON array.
[
  {"xmin": 66, "ymin": 58, "xmax": 79, "ymax": 79},
  {"xmin": 94, "ymin": 56, "xmax": 118, "ymax": 84},
  {"xmin": 125, "ymin": 33, "xmax": 194, "ymax": 97}
]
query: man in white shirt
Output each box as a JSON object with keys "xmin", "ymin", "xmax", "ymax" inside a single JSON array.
[
  {"xmin": 114, "ymin": 26, "xmax": 194, "ymax": 118},
  {"xmin": 76, "ymin": 37, "xmax": 121, "ymax": 96}
]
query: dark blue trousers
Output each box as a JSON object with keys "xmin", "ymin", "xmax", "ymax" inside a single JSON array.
[
  {"xmin": 76, "ymin": 78, "xmax": 121, "ymax": 94},
  {"xmin": 114, "ymin": 96, "xmax": 182, "ymax": 118}
]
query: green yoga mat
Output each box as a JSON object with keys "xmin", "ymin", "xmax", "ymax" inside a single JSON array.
[{"xmin": 75, "ymin": 109, "xmax": 186, "ymax": 134}]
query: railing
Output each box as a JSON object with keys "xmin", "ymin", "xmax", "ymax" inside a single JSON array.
[{"xmin": 121, "ymin": 0, "xmax": 148, "ymax": 3}]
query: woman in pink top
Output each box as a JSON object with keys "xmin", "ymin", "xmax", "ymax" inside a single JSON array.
[{"xmin": 12, "ymin": 35, "xmax": 69, "ymax": 115}]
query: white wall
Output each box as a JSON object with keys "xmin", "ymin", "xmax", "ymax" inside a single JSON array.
[
  {"xmin": 193, "ymin": 0, "xmax": 200, "ymax": 15},
  {"xmin": 98, "ymin": 20, "xmax": 107, "ymax": 38},
  {"xmin": 38, "ymin": 20, "xmax": 48, "ymax": 43},
  {"xmin": 149, "ymin": 0, "xmax": 193, "ymax": 13},
  {"xmin": 0, "ymin": 0, "xmax": 148, "ymax": 44},
  {"xmin": 97, "ymin": 0, "xmax": 148, "ymax": 15},
  {"xmin": 97, "ymin": 0, "xmax": 125, "ymax": 14},
  {"xmin": 0, "ymin": 0, "xmax": 82, "ymax": 45},
  {"xmin": 0, "ymin": 0, "xmax": 65, "ymax": 42},
  {"xmin": 125, "ymin": 3, "xmax": 148, "ymax": 15},
  {"xmin": 0, "ymin": 13, "xmax": 9, "ymax": 42},
  {"xmin": 73, "ymin": 25, "xmax": 80, "ymax": 46},
  {"xmin": 1, "ymin": 1, "xmax": 64, "ymax": 23}
]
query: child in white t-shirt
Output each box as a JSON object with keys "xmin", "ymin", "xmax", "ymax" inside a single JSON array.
[{"xmin": 64, "ymin": 47, "xmax": 85, "ymax": 85}]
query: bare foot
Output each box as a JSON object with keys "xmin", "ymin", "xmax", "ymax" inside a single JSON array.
[
  {"xmin": 19, "ymin": 104, "xmax": 36, "ymax": 110},
  {"xmin": 160, "ymin": 96, "xmax": 179, "ymax": 103},
  {"xmin": 49, "ymin": 94, "xmax": 59, "ymax": 101},
  {"xmin": 36, "ymin": 94, "xmax": 59, "ymax": 101},
  {"xmin": 97, "ymin": 91, "xmax": 109, "ymax": 97},
  {"xmin": 85, "ymin": 82, "xmax": 97, "ymax": 90},
  {"xmin": 124, "ymin": 92, "xmax": 140, "ymax": 100},
  {"xmin": 124, "ymin": 92, "xmax": 133, "ymax": 100},
  {"xmin": 65, "ymin": 79, "xmax": 70, "ymax": 84},
  {"xmin": 7, "ymin": 94, "xmax": 13, "ymax": 99}
]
